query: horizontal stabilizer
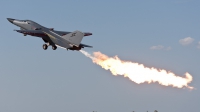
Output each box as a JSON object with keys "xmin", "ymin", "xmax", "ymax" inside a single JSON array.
[
  {"xmin": 83, "ymin": 32, "xmax": 92, "ymax": 36},
  {"xmin": 80, "ymin": 43, "xmax": 93, "ymax": 48}
]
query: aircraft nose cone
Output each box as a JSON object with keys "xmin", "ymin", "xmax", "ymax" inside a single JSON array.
[{"xmin": 7, "ymin": 18, "xmax": 15, "ymax": 23}]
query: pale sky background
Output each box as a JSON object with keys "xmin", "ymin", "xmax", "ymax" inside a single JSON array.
[{"xmin": 0, "ymin": 0, "xmax": 200, "ymax": 112}]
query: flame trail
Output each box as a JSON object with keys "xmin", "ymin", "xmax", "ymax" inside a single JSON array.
[{"xmin": 80, "ymin": 50, "xmax": 193, "ymax": 89}]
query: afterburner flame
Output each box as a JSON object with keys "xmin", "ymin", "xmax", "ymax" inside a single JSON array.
[{"xmin": 80, "ymin": 50, "xmax": 193, "ymax": 89}]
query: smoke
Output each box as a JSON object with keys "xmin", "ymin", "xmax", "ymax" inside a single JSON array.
[{"xmin": 80, "ymin": 50, "xmax": 193, "ymax": 89}]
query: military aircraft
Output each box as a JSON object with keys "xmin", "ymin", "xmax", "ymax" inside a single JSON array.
[{"xmin": 7, "ymin": 18, "xmax": 93, "ymax": 51}]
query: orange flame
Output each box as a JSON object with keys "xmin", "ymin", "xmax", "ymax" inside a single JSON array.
[{"xmin": 80, "ymin": 50, "xmax": 193, "ymax": 89}]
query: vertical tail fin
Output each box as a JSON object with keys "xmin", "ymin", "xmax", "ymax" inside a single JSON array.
[{"xmin": 62, "ymin": 30, "xmax": 84, "ymax": 46}]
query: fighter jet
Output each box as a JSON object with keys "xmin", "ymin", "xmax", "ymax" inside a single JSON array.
[{"xmin": 7, "ymin": 18, "xmax": 93, "ymax": 51}]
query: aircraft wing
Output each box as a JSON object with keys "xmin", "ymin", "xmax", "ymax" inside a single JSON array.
[
  {"xmin": 54, "ymin": 30, "xmax": 92, "ymax": 36},
  {"xmin": 14, "ymin": 30, "xmax": 43, "ymax": 34}
]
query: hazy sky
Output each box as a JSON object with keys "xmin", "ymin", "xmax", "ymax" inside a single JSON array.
[{"xmin": 0, "ymin": 0, "xmax": 200, "ymax": 112}]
